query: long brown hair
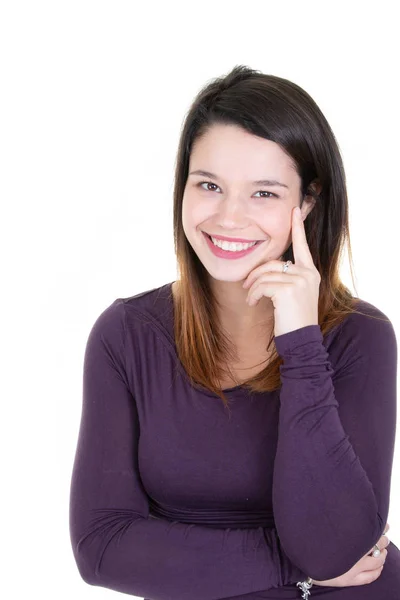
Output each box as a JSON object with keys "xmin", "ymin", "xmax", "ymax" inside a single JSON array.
[{"xmin": 172, "ymin": 65, "xmax": 388, "ymax": 411}]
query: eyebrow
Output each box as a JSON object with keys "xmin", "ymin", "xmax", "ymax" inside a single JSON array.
[{"xmin": 188, "ymin": 169, "xmax": 289, "ymax": 189}]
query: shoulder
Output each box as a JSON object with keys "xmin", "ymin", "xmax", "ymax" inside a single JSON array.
[
  {"xmin": 121, "ymin": 282, "xmax": 171, "ymax": 313},
  {"xmin": 92, "ymin": 282, "xmax": 172, "ymax": 327},
  {"xmin": 91, "ymin": 283, "xmax": 175, "ymax": 351},
  {"xmin": 86, "ymin": 297, "xmax": 126, "ymax": 349},
  {"xmin": 337, "ymin": 298, "xmax": 395, "ymax": 342},
  {"xmin": 326, "ymin": 298, "xmax": 397, "ymax": 372}
]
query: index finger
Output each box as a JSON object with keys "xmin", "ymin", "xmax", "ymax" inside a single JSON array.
[
  {"xmin": 291, "ymin": 206, "xmax": 313, "ymax": 268},
  {"xmin": 368, "ymin": 526, "xmax": 390, "ymax": 555},
  {"xmin": 384, "ymin": 523, "xmax": 390, "ymax": 534}
]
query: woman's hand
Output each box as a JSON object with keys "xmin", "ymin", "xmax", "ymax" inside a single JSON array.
[
  {"xmin": 242, "ymin": 206, "xmax": 320, "ymax": 337},
  {"xmin": 312, "ymin": 523, "xmax": 390, "ymax": 588}
]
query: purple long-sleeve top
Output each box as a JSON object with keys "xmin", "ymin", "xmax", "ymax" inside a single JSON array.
[{"xmin": 69, "ymin": 281, "xmax": 400, "ymax": 599}]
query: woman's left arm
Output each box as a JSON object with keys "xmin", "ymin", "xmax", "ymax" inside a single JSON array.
[{"xmin": 272, "ymin": 309, "xmax": 397, "ymax": 583}]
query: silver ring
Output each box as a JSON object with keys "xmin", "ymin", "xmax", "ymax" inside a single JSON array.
[
  {"xmin": 282, "ymin": 260, "xmax": 292, "ymax": 273},
  {"xmin": 371, "ymin": 544, "xmax": 381, "ymax": 557}
]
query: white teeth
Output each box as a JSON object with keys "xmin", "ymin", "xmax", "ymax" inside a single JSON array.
[{"xmin": 210, "ymin": 236, "xmax": 257, "ymax": 252}]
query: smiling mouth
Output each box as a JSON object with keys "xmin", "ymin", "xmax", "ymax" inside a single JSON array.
[{"xmin": 204, "ymin": 233, "xmax": 264, "ymax": 245}]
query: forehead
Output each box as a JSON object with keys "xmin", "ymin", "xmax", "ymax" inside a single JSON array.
[{"xmin": 190, "ymin": 124, "xmax": 298, "ymax": 182}]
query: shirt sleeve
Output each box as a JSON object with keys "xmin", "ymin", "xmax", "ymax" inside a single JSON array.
[
  {"xmin": 69, "ymin": 299, "xmax": 308, "ymax": 600},
  {"xmin": 273, "ymin": 310, "xmax": 397, "ymax": 582}
]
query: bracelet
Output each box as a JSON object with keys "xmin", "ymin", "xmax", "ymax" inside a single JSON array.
[{"xmin": 296, "ymin": 576, "xmax": 313, "ymax": 598}]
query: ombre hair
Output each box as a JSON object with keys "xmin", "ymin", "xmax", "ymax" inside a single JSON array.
[{"xmin": 171, "ymin": 64, "xmax": 388, "ymax": 411}]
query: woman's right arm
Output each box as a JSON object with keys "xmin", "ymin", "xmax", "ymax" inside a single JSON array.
[{"xmin": 69, "ymin": 299, "xmax": 307, "ymax": 600}]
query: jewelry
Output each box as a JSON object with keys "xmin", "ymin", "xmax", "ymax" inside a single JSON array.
[
  {"xmin": 283, "ymin": 260, "xmax": 293, "ymax": 273},
  {"xmin": 371, "ymin": 544, "xmax": 381, "ymax": 557},
  {"xmin": 296, "ymin": 576, "xmax": 313, "ymax": 598},
  {"xmin": 296, "ymin": 544, "xmax": 381, "ymax": 595}
]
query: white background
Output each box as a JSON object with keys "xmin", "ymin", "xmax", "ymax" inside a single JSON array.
[{"xmin": 1, "ymin": 1, "xmax": 399, "ymax": 598}]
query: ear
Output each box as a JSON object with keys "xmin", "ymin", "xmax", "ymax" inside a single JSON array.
[
  {"xmin": 307, "ymin": 180, "xmax": 322, "ymax": 196},
  {"xmin": 301, "ymin": 180, "xmax": 321, "ymax": 219}
]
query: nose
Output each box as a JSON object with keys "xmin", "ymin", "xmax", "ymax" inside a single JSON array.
[{"xmin": 216, "ymin": 194, "xmax": 248, "ymax": 227}]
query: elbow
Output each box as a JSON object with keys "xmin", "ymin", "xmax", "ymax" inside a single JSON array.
[
  {"xmin": 71, "ymin": 542, "xmax": 98, "ymax": 586},
  {"xmin": 70, "ymin": 513, "xmax": 99, "ymax": 585},
  {"xmin": 78, "ymin": 561, "xmax": 97, "ymax": 587},
  {"xmin": 279, "ymin": 522, "xmax": 385, "ymax": 583},
  {"xmin": 301, "ymin": 551, "xmax": 367, "ymax": 583},
  {"xmin": 283, "ymin": 542, "xmax": 366, "ymax": 583}
]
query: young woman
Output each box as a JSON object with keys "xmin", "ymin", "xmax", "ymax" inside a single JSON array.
[{"xmin": 69, "ymin": 65, "xmax": 399, "ymax": 598}]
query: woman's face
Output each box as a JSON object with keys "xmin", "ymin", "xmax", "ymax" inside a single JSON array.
[{"xmin": 182, "ymin": 123, "xmax": 314, "ymax": 284}]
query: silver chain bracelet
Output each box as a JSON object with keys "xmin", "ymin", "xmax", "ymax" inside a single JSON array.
[{"xmin": 296, "ymin": 576, "xmax": 313, "ymax": 598}]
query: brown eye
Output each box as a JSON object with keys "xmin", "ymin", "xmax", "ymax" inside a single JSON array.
[
  {"xmin": 198, "ymin": 181, "xmax": 220, "ymax": 192},
  {"xmin": 197, "ymin": 181, "xmax": 278, "ymax": 199},
  {"xmin": 254, "ymin": 191, "xmax": 278, "ymax": 199}
]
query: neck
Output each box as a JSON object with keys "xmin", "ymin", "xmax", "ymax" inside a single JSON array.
[{"xmin": 208, "ymin": 278, "xmax": 274, "ymax": 338}]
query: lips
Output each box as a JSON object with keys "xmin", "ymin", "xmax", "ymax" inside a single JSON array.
[{"xmin": 202, "ymin": 231, "xmax": 266, "ymax": 261}]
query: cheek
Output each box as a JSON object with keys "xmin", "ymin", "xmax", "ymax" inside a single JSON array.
[
  {"xmin": 183, "ymin": 197, "xmax": 212, "ymax": 229},
  {"xmin": 181, "ymin": 197, "xmax": 195, "ymax": 231},
  {"xmin": 256, "ymin": 215, "xmax": 292, "ymax": 260},
  {"xmin": 259, "ymin": 212, "xmax": 288, "ymax": 237},
  {"xmin": 182, "ymin": 202, "xmax": 204, "ymax": 243}
]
